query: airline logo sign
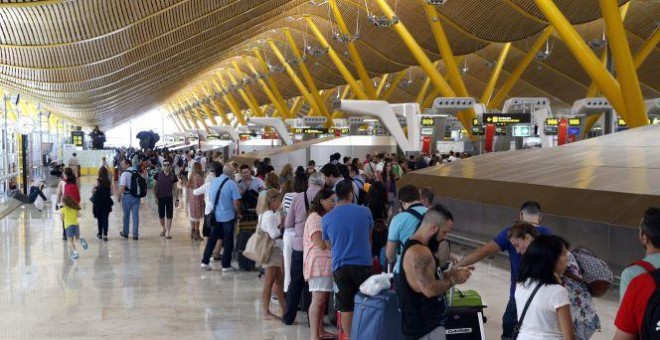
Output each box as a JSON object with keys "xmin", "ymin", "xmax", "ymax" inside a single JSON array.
[{"xmin": 483, "ymin": 113, "xmax": 531, "ymax": 125}]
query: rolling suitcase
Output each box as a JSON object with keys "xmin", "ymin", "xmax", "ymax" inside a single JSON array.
[
  {"xmin": 236, "ymin": 230, "xmax": 256, "ymax": 270},
  {"xmin": 445, "ymin": 288, "xmax": 487, "ymax": 340},
  {"xmin": 350, "ymin": 290, "xmax": 404, "ymax": 340}
]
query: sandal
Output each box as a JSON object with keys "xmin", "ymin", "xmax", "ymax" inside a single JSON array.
[{"xmin": 160, "ymin": 231, "xmax": 166, "ymax": 237}]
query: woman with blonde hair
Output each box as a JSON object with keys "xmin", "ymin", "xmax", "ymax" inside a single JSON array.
[
  {"xmin": 258, "ymin": 189, "xmax": 286, "ymax": 320},
  {"xmin": 187, "ymin": 162, "xmax": 206, "ymax": 241},
  {"xmin": 279, "ymin": 163, "xmax": 293, "ymax": 186}
]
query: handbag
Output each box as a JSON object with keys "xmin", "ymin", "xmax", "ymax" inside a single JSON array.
[
  {"xmin": 512, "ymin": 283, "xmax": 542, "ymax": 340},
  {"xmin": 243, "ymin": 215, "xmax": 274, "ymax": 263},
  {"xmin": 209, "ymin": 178, "xmax": 230, "ymax": 225}
]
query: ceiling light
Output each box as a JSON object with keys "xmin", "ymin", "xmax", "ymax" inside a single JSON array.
[
  {"xmin": 369, "ymin": 15, "xmax": 399, "ymax": 27},
  {"xmin": 587, "ymin": 38, "xmax": 606, "ymax": 49},
  {"xmin": 426, "ymin": 0, "xmax": 448, "ymax": 4},
  {"xmin": 306, "ymin": 45, "xmax": 329, "ymax": 56},
  {"xmin": 333, "ymin": 33, "xmax": 359, "ymax": 43}
]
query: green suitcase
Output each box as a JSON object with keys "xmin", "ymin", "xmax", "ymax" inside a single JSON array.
[{"xmin": 446, "ymin": 288, "xmax": 485, "ymax": 307}]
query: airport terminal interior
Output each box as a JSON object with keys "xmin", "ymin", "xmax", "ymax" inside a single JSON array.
[{"xmin": 0, "ymin": 0, "xmax": 658, "ymax": 339}]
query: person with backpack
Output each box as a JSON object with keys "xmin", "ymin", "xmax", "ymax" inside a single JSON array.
[
  {"xmin": 508, "ymin": 223, "xmax": 600, "ymax": 339},
  {"xmin": 614, "ymin": 207, "xmax": 660, "ymax": 340},
  {"xmin": 366, "ymin": 181, "xmax": 389, "ymax": 262},
  {"xmin": 456, "ymin": 201, "xmax": 552, "ymax": 340},
  {"xmin": 386, "ymin": 185, "xmax": 427, "ymax": 279},
  {"xmin": 117, "ymin": 159, "xmax": 146, "ymax": 240},
  {"xmin": 619, "ymin": 207, "xmax": 660, "ymax": 300},
  {"xmin": 514, "ymin": 235, "xmax": 575, "ymax": 340}
]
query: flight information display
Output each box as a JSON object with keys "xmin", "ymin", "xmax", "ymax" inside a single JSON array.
[
  {"xmin": 421, "ymin": 117, "xmax": 435, "ymax": 127},
  {"xmin": 545, "ymin": 118, "xmax": 559, "ymax": 126}
]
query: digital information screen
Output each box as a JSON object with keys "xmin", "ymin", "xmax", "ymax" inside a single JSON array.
[
  {"xmin": 512, "ymin": 125, "xmax": 532, "ymax": 137},
  {"xmin": 71, "ymin": 131, "xmax": 85, "ymax": 147},
  {"xmin": 327, "ymin": 127, "xmax": 350, "ymax": 135},
  {"xmin": 545, "ymin": 118, "xmax": 559, "ymax": 126},
  {"xmin": 568, "ymin": 118, "xmax": 582, "ymax": 126},
  {"xmin": 292, "ymin": 128, "xmax": 329, "ymax": 134},
  {"xmin": 482, "ymin": 113, "xmax": 531, "ymax": 125},
  {"xmin": 568, "ymin": 127, "xmax": 581, "ymax": 135}
]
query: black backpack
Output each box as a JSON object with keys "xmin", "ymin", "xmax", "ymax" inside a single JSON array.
[
  {"xmin": 176, "ymin": 155, "xmax": 184, "ymax": 168},
  {"xmin": 640, "ymin": 267, "xmax": 660, "ymax": 339},
  {"xmin": 129, "ymin": 170, "xmax": 148, "ymax": 198}
]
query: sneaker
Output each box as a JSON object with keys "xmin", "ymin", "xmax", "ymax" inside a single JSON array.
[
  {"xmin": 119, "ymin": 232, "xmax": 128, "ymax": 239},
  {"xmin": 132, "ymin": 237, "xmax": 139, "ymax": 241},
  {"xmin": 71, "ymin": 251, "xmax": 79, "ymax": 260},
  {"xmin": 80, "ymin": 238, "xmax": 88, "ymax": 250},
  {"xmin": 96, "ymin": 233, "xmax": 101, "ymax": 239},
  {"xmin": 222, "ymin": 267, "xmax": 235, "ymax": 272},
  {"xmin": 200, "ymin": 263, "xmax": 212, "ymax": 271},
  {"xmin": 103, "ymin": 237, "xmax": 108, "ymax": 242}
]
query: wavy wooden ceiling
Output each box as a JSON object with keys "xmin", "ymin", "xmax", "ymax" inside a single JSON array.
[{"xmin": 0, "ymin": 0, "xmax": 657, "ymax": 129}]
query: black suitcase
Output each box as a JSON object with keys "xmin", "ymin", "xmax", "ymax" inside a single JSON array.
[
  {"xmin": 236, "ymin": 230, "xmax": 255, "ymax": 270},
  {"xmin": 445, "ymin": 306, "xmax": 486, "ymax": 340}
]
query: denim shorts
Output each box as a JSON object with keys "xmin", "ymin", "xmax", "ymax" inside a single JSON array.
[{"xmin": 65, "ymin": 225, "xmax": 80, "ymax": 238}]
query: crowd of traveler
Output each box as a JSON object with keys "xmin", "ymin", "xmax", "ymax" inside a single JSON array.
[{"xmin": 45, "ymin": 145, "xmax": 660, "ymax": 340}]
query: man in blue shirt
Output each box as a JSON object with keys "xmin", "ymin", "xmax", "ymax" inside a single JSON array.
[
  {"xmin": 201, "ymin": 165, "xmax": 242, "ymax": 271},
  {"xmin": 456, "ymin": 201, "xmax": 552, "ymax": 340},
  {"xmin": 322, "ymin": 180, "xmax": 373, "ymax": 337},
  {"xmin": 386, "ymin": 185, "xmax": 428, "ymax": 275}
]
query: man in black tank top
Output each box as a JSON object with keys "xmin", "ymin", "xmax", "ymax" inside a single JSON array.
[{"xmin": 396, "ymin": 205, "xmax": 474, "ymax": 340}]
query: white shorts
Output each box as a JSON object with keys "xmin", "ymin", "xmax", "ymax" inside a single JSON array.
[{"xmin": 308, "ymin": 276, "xmax": 333, "ymax": 292}]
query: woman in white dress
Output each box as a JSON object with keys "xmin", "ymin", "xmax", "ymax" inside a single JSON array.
[{"xmin": 258, "ymin": 189, "xmax": 286, "ymax": 320}]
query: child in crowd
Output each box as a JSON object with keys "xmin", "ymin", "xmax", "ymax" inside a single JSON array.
[{"xmin": 61, "ymin": 195, "xmax": 88, "ymax": 260}]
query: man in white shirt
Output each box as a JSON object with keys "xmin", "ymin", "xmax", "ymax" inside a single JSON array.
[
  {"xmin": 68, "ymin": 153, "xmax": 81, "ymax": 179},
  {"xmin": 117, "ymin": 159, "xmax": 141, "ymax": 240}
]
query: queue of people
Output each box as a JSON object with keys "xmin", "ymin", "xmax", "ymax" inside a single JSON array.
[{"xmin": 44, "ymin": 146, "xmax": 659, "ymax": 340}]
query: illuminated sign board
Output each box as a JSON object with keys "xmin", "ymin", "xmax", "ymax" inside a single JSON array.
[
  {"xmin": 544, "ymin": 126, "xmax": 558, "ymax": 136},
  {"xmin": 512, "ymin": 125, "xmax": 532, "ymax": 137},
  {"xmin": 482, "ymin": 113, "xmax": 531, "ymax": 125},
  {"xmin": 568, "ymin": 118, "xmax": 582, "ymax": 126},
  {"xmin": 472, "ymin": 118, "xmax": 480, "ymax": 126},
  {"xmin": 292, "ymin": 128, "xmax": 329, "ymax": 134},
  {"xmin": 495, "ymin": 126, "xmax": 507, "ymax": 136},
  {"xmin": 471, "ymin": 126, "xmax": 485, "ymax": 136},
  {"xmin": 71, "ymin": 131, "xmax": 85, "ymax": 147},
  {"xmin": 421, "ymin": 117, "xmax": 435, "ymax": 127},
  {"xmin": 617, "ymin": 118, "xmax": 627, "ymax": 126},
  {"xmin": 568, "ymin": 127, "xmax": 581, "ymax": 135},
  {"xmin": 421, "ymin": 127, "xmax": 434, "ymax": 135},
  {"xmin": 327, "ymin": 127, "xmax": 350, "ymax": 135},
  {"xmin": 545, "ymin": 118, "xmax": 559, "ymax": 126}
]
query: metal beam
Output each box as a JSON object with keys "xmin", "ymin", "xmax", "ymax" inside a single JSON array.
[
  {"xmin": 600, "ymin": 0, "xmax": 647, "ymax": 128},
  {"xmin": 375, "ymin": 74, "xmax": 390, "ymax": 98},
  {"xmin": 489, "ymin": 28, "xmax": 554, "ymax": 109},
  {"xmin": 210, "ymin": 99, "xmax": 232, "ymax": 126},
  {"xmin": 243, "ymin": 60, "xmax": 292, "ymax": 119},
  {"xmin": 224, "ymin": 71, "xmax": 265, "ymax": 117},
  {"xmin": 253, "ymin": 49, "xmax": 294, "ymax": 118},
  {"xmin": 481, "ymin": 43, "xmax": 512, "ymax": 106},
  {"xmin": 283, "ymin": 28, "xmax": 330, "ymax": 117},
  {"xmin": 416, "ymin": 71, "xmax": 433, "ymax": 104},
  {"xmin": 211, "ymin": 78, "xmax": 247, "ymax": 126},
  {"xmin": 179, "ymin": 103, "xmax": 199, "ymax": 130},
  {"xmin": 381, "ymin": 71, "xmax": 406, "ymax": 101},
  {"xmin": 634, "ymin": 27, "xmax": 660, "ymax": 68},
  {"xmin": 533, "ymin": 0, "xmax": 627, "ymax": 120},
  {"xmin": 187, "ymin": 99, "xmax": 210, "ymax": 133},
  {"xmin": 167, "ymin": 110, "xmax": 184, "ymax": 132},
  {"xmin": 304, "ymin": 17, "xmax": 369, "ymax": 100},
  {"xmin": 328, "ymin": 0, "xmax": 378, "ymax": 99},
  {"xmin": 267, "ymin": 40, "xmax": 326, "ymax": 119},
  {"xmin": 422, "ymin": 2, "xmax": 469, "ymax": 97}
]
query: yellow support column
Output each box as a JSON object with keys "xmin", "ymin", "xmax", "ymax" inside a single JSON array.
[
  {"xmin": 381, "ymin": 71, "xmax": 406, "ymax": 101},
  {"xmin": 600, "ymin": 0, "xmax": 647, "ymax": 127},
  {"xmin": 253, "ymin": 49, "xmax": 294, "ymax": 118},
  {"xmin": 228, "ymin": 65, "xmax": 269, "ymax": 118},
  {"xmin": 634, "ymin": 28, "xmax": 660, "ymax": 68},
  {"xmin": 187, "ymin": 99, "xmax": 210, "ymax": 133},
  {"xmin": 304, "ymin": 17, "xmax": 369, "ymax": 100},
  {"xmin": 243, "ymin": 60, "xmax": 292, "ymax": 119},
  {"xmin": 169, "ymin": 104, "xmax": 189, "ymax": 130},
  {"xmin": 175, "ymin": 104, "xmax": 192, "ymax": 130},
  {"xmin": 291, "ymin": 97, "xmax": 304, "ymax": 117},
  {"xmin": 416, "ymin": 73, "xmax": 433, "ymax": 104},
  {"xmin": 489, "ymin": 28, "xmax": 554, "ymax": 109},
  {"xmin": 422, "ymin": 2, "xmax": 469, "ymax": 97},
  {"xmin": 283, "ymin": 29, "xmax": 330, "ymax": 117},
  {"xmin": 481, "ymin": 43, "xmax": 512, "ymax": 106},
  {"xmin": 328, "ymin": 0, "xmax": 378, "ymax": 99},
  {"xmin": 533, "ymin": 0, "xmax": 627, "ymax": 120},
  {"xmin": 210, "ymin": 100, "xmax": 232, "ymax": 126},
  {"xmin": 212, "ymin": 78, "xmax": 247, "ymax": 126},
  {"xmin": 197, "ymin": 88, "xmax": 220, "ymax": 126},
  {"xmin": 375, "ymin": 74, "xmax": 390, "ymax": 98},
  {"xmin": 267, "ymin": 41, "xmax": 325, "ymax": 118},
  {"xmin": 167, "ymin": 110, "xmax": 184, "ymax": 132},
  {"xmin": 224, "ymin": 72, "xmax": 264, "ymax": 117}
]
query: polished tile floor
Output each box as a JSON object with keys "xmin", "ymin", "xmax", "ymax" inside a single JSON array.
[{"xmin": 0, "ymin": 179, "xmax": 619, "ymax": 339}]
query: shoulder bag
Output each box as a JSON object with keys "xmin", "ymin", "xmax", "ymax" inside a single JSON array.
[
  {"xmin": 243, "ymin": 214, "xmax": 275, "ymax": 264},
  {"xmin": 209, "ymin": 178, "xmax": 230, "ymax": 225},
  {"xmin": 512, "ymin": 283, "xmax": 543, "ymax": 340}
]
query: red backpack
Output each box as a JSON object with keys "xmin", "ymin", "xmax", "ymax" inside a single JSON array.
[{"xmin": 64, "ymin": 182, "xmax": 81, "ymax": 203}]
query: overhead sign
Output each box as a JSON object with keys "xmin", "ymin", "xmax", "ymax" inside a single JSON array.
[
  {"xmin": 568, "ymin": 118, "xmax": 582, "ymax": 126},
  {"xmin": 471, "ymin": 125, "xmax": 485, "ymax": 136},
  {"xmin": 495, "ymin": 125, "xmax": 507, "ymax": 136},
  {"xmin": 472, "ymin": 118, "xmax": 480, "ymax": 126},
  {"xmin": 71, "ymin": 131, "xmax": 85, "ymax": 147},
  {"xmin": 292, "ymin": 128, "xmax": 329, "ymax": 134},
  {"xmin": 545, "ymin": 118, "xmax": 559, "ymax": 126},
  {"xmin": 544, "ymin": 126, "xmax": 558, "ymax": 136},
  {"xmin": 483, "ymin": 113, "xmax": 531, "ymax": 125},
  {"xmin": 327, "ymin": 127, "xmax": 350, "ymax": 135},
  {"xmin": 420, "ymin": 117, "xmax": 435, "ymax": 127}
]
